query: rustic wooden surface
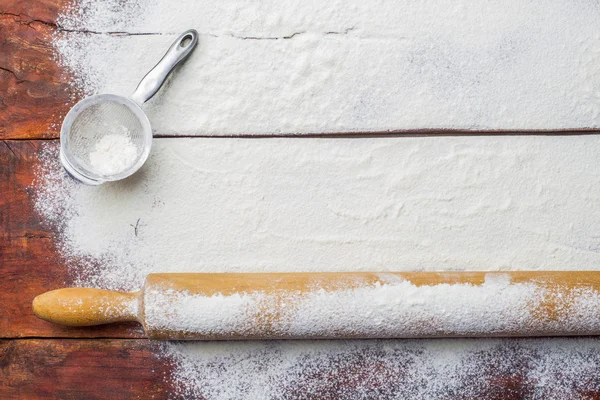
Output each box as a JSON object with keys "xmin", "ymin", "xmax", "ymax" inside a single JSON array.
[
  {"xmin": 0, "ymin": 339, "xmax": 174, "ymax": 399},
  {"xmin": 4, "ymin": 141, "xmax": 600, "ymax": 399},
  {"xmin": 0, "ymin": 0, "xmax": 76, "ymax": 139},
  {"xmin": 2, "ymin": 0, "xmax": 600, "ymax": 398}
]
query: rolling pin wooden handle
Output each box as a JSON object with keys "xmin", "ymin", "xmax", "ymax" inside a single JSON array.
[{"xmin": 32, "ymin": 288, "xmax": 139, "ymax": 327}]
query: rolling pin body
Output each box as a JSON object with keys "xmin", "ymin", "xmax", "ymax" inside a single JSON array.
[{"xmin": 33, "ymin": 272, "xmax": 600, "ymax": 340}]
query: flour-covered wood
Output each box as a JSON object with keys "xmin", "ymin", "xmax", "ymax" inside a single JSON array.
[
  {"xmin": 52, "ymin": 0, "xmax": 600, "ymax": 135},
  {"xmin": 0, "ymin": 140, "xmax": 143, "ymax": 338}
]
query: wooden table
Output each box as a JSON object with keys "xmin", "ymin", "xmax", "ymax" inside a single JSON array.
[{"xmin": 2, "ymin": 1, "xmax": 600, "ymax": 398}]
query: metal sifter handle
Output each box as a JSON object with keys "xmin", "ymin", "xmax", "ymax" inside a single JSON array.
[{"xmin": 131, "ymin": 29, "xmax": 198, "ymax": 104}]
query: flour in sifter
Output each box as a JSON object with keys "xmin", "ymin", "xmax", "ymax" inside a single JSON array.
[{"xmin": 89, "ymin": 133, "xmax": 138, "ymax": 176}]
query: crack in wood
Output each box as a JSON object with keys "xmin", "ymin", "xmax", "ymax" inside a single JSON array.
[
  {"xmin": 0, "ymin": 66, "xmax": 24, "ymax": 84},
  {"xmin": 54, "ymin": 28, "xmax": 356, "ymax": 39},
  {"xmin": 231, "ymin": 31, "xmax": 306, "ymax": 40},
  {"xmin": 16, "ymin": 233, "xmax": 52, "ymax": 240},
  {"xmin": 2, "ymin": 12, "xmax": 356, "ymax": 39},
  {"xmin": 325, "ymin": 26, "xmax": 356, "ymax": 35},
  {"xmin": 229, "ymin": 28, "xmax": 355, "ymax": 40},
  {"xmin": 57, "ymin": 28, "xmax": 164, "ymax": 36},
  {"xmin": 1, "ymin": 10, "xmax": 162, "ymax": 36},
  {"xmin": 1, "ymin": 140, "xmax": 18, "ymax": 157},
  {"xmin": 0, "ymin": 11, "xmax": 56, "ymax": 28}
]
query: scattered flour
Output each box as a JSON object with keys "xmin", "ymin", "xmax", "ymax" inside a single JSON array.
[
  {"xmin": 40, "ymin": 0, "xmax": 600, "ymax": 396},
  {"xmin": 53, "ymin": 0, "xmax": 600, "ymax": 135},
  {"xmin": 34, "ymin": 135, "xmax": 600, "ymax": 397},
  {"xmin": 34, "ymin": 136, "xmax": 600, "ymax": 292},
  {"xmin": 166, "ymin": 338, "xmax": 600, "ymax": 399},
  {"xmin": 89, "ymin": 133, "xmax": 138, "ymax": 175}
]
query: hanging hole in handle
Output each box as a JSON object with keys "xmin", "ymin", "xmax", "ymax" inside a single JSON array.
[{"xmin": 180, "ymin": 34, "xmax": 193, "ymax": 47}]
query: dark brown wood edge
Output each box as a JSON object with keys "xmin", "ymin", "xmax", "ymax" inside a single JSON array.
[
  {"xmin": 0, "ymin": 339, "xmax": 176, "ymax": 399},
  {"xmin": 0, "ymin": 0, "xmax": 79, "ymax": 140}
]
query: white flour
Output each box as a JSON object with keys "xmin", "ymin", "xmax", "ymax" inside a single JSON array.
[
  {"xmin": 34, "ymin": 135, "xmax": 600, "ymax": 398},
  {"xmin": 89, "ymin": 134, "xmax": 138, "ymax": 175},
  {"xmin": 41, "ymin": 0, "xmax": 600, "ymax": 396},
  {"xmin": 146, "ymin": 287, "xmax": 259, "ymax": 336},
  {"xmin": 167, "ymin": 338, "xmax": 600, "ymax": 399},
  {"xmin": 35, "ymin": 136, "xmax": 600, "ymax": 292},
  {"xmin": 53, "ymin": 0, "xmax": 600, "ymax": 135}
]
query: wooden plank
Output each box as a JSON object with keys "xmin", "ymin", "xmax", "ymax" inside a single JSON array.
[
  {"xmin": 0, "ymin": 339, "xmax": 173, "ymax": 399},
  {"xmin": 0, "ymin": 0, "xmax": 76, "ymax": 140},
  {"xmin": 0, "ymin": 140, "xmax": 145, "ymax": 338},
  {"xmin": 26, "ymin": 1, "xmax": 600, "ymax": 136},
  {"xmin": 2, "ymin": 1, "xmax": 600, "ymax": 139}
]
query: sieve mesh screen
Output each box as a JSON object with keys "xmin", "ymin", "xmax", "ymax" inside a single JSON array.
[{"xmin": 65, "ymin": 100, "xmax": 145, "ymax": 176}]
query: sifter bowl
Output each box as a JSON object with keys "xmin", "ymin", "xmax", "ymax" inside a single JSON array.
[{"xmin": 60, "ymin": 29, "xmax": 198, "ymax": 185}]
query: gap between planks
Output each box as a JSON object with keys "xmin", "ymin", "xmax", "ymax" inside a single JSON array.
[{"xmin": 5, "ymin": 129, "xmax": 600, "ymax": 141}]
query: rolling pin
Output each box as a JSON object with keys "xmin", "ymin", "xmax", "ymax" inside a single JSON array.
[{"xmin": 33, "ymin": 272, "xmax": 600, "ymax": 339}]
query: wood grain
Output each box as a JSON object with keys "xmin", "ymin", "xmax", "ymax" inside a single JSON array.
[
  {"xmin": 0, "ymin": 140, "xmax": 144, "ymax": 338},
  {"xmin": 0, "ymin": 339, "xmax": 174, "ymax": 399},
  {"xmin": 147, "ymin": 271, "xmax": 600, "ymax": 294},
  {"xmin": 0, "ymin": 0, "xmax": 76, "ymax": 140}
]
